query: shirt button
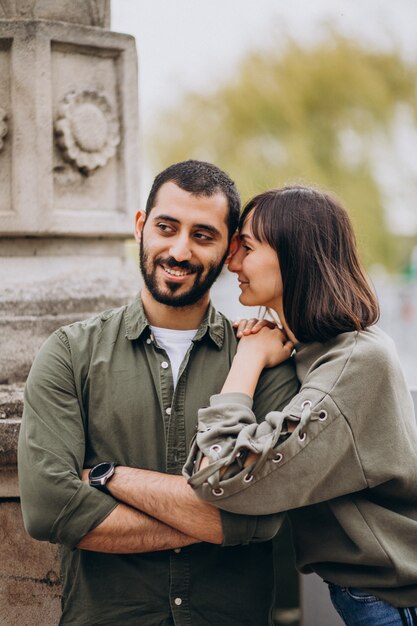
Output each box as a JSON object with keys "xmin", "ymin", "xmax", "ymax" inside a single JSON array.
[
  {"xmin": 166, "ymin": 407, "xmax": 172, "ymax": 415},
  {"xmin": 174, "ymin": 598, "xmax": 182, "ymax": 606},
  {"xmin": 161, "ymin": 361, "xmax": 169, "ymax": 369},
  {"xmin": 174, "ymin": 547, "xmax": 181, "ymax": 553},
  {"xmin": 146, "ymin": 338, "xmax": 152, "ymax": 344}
]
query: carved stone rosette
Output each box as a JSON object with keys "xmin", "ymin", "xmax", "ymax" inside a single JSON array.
[
  {"xmin": 0, "ymin": 107, "xmax": 8, "ymax": 151},
  {"xmin": 54, "ymin": 90, "xmax": 120, "ymax": 174}
]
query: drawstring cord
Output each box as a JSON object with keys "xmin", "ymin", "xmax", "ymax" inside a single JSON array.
[{"xmin": 189, "ymin": 399, "xmax": 317, "ymax": 490}]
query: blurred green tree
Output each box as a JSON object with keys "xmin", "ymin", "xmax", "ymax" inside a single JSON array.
[{"xmin": 148, "ymin": 32, "xmax": 417, "ymax": 270}]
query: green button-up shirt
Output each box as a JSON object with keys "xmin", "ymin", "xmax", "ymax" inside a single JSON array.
[{"xmin": 18, "ymin": 295, "xmax": 298, "ymax": 626}]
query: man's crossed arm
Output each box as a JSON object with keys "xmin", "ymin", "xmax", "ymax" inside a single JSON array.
[{"xmin": 78, "ymin": 468, "xmax": 223, "ymax": 553}]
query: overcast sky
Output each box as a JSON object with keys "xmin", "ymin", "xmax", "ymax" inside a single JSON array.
[
  {"xmin": 112, "ymin": 0, "xmax": 417, "ymax": 125},
  {"xmin": 111, "ymin": 0, "xmax": 417, "ymax": 232}
]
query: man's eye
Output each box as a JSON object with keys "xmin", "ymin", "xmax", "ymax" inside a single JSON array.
[
  {"xmin": 194, "ymin": 232, "xmax": 213, "ymax": 241},
  {"xmin": 157, "ymin": 223, "xmax": 174, "ymax": 233}
]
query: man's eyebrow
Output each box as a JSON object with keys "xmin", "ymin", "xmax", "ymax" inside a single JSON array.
[
  {"xmin": 152, "ymin": 214, "xmax": 221, "ymax": 237},
  {"xmin": 151, "ymin": 214, "xmax": 180, "ymax": 224},
  {"xmin": 194, "ymin": 223, "xmax": 221, "ymax": 237}
]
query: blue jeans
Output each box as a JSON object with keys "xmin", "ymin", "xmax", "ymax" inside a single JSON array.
[{"xmin": 328, "ymin": 583, "xmax": 417, "ymax": 626}]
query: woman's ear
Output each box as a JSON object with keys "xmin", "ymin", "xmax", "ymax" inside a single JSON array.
[
  {"xmin": 134, "ymin": 210, "xmax": 146, "ymax": 243},
  {"xmin": 225, "ymin": 232, "xmax": 239, "ymax": 264}
]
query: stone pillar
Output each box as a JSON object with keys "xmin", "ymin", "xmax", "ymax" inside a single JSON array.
[{"xmin": 0, "ymin": 3, "xmax": 139, "ymax": 623}]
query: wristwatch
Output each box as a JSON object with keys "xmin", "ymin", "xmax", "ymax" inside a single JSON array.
[{"xmin": 89, "ymin": 461, "xmax": 117, "ymax": 492}]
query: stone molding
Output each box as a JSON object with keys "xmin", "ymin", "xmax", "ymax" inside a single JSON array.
[
  {"xmin": 0, "ymin": 105, "xmax": 7, "ymax": 150},
  {"xmin": 0, "ymin": 0, "xmax": 110, "ymax": 27},
  {"xmin": 0, "ymin": 20, "xmax": 139, "ymax": 238}
]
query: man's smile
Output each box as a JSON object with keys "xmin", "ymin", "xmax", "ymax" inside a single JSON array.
[
  {"xmin": 161, "ymin": 264, "xmax": 194, "ymax": 278},
  {"xmin": 157, "ymin": 260, "xmax": 199, "ymax": 284}
]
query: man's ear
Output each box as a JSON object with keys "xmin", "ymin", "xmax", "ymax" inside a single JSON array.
[
  {"xmin": 134, "ymin": 210, "xmax": 146, "ymax": 243},
  {"xmin": 225, "ymin": 232, "xmax": 239, "ymax": 264}
]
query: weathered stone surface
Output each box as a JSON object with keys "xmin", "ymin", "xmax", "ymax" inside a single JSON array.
[
  {"xmin": 0, "ymin": 384, "xmax": 23, "ymax": 419},
  {"xmin": 0, "ymin": 254, "xmax": 141, "ymax": 384},
  {"xmin": 0, "ymin": 419, "xmax": 20, "ymax": 466},
  {"xmin": 0, "ymin": 19, "xmax": 138, "ymax": 242},
  {"xmin": 0, "ymin": 386, "xmax": 23, "ymax": 497},
  {"xmin": 0, "ymin": 5, "xmax": 140, "ymax": 623},
  {"xmin": 0, "ymin": 501, "xmax": 61, "ymax": 626},
  {"xmin": 0, "ymin": 0, "xmax": 111, "ymax": 28}
]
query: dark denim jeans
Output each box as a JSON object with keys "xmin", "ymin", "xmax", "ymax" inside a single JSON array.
[{"xmin": 328, "ymin": 583, "xmax": 417, "ymax": 626}]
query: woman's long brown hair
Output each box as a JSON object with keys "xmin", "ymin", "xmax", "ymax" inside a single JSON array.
[{"xmin": 240, "ymin": 186, "xmax": 379, "ymax": 343}]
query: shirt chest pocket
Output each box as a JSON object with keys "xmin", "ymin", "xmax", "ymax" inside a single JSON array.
[{"xmin": 85, "ymin": 369, "xmax": 167, "ymax": 470}]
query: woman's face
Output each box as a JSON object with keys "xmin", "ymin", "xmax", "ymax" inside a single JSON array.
[{"xmin": 228, "ymin": 211, "xmax": 283, "ymax": 312}]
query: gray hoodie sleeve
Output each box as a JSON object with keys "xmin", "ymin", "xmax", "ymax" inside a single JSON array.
[{"xmin": 184, "ymin": 387, "xmax": 368, "ymax": 516}]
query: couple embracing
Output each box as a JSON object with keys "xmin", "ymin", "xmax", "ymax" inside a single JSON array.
[{"xmin": 19, "ymin": 160, "xmax": 417, "ymax": 626}]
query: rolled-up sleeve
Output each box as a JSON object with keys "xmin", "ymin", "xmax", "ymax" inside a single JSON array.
[{"xmin": 18, "ymin": 332, "xmax": 118, "ymax": 549}]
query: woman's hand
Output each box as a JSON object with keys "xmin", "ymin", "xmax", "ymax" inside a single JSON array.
[
  {"xmin": 236, "ymin": 326, "xmax": 294, "ymax": 369},
  {"xmin": 221, "ymin": 319, "xmax": 294, "ymax": 397},
  {"xmin": 233, "ymin": 317, "xmax": 277, "ymax": 338}
]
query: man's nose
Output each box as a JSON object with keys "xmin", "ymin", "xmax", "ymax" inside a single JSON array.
[{"xmin": 169, "ymin": 236, "xmax": 192, "ymax": 262}]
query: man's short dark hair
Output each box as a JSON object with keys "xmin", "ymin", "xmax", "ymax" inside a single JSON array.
[{"xmin": 145, "ymin": 160, "xmax": 241, "ymax": 241}]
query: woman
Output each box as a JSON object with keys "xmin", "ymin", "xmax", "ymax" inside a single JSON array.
[{"xmin": 185, "ymin": 186, "xmax": 417, "ymax": 626}]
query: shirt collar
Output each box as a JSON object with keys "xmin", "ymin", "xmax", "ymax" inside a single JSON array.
[{"xmin": 124, "ymin": 294, "xmax": 225, "ymax": 349}]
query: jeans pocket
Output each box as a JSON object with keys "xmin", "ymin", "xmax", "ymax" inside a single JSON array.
[{"xmin": 345, "ymin": 587, "xmax": 380, "ymax": 603}]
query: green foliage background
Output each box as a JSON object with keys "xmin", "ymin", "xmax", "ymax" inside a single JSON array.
[{"xmin": 147, "ymin": 32, "xmax": 417, "ymax": 271}]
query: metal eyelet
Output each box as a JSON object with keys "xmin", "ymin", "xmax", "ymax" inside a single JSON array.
[
  {"xmin": 301, "ymin": 400, "xmax": 312, "ymax": 408},
  {"xmin": 210, "ymin": 444, "xmax": 222, "ymax": 454},
  {"xmin": 319, "ymin": 410, "xmax": 328, "ymax": 421},
  {"xmin": 212, "ymin": 487, "xmax": 224, "ymax": 496},
  {"xmin": 298, "ymin": 431, "xmax": 306, "ymax": 443},
  {"xmin": 243, "ymin": 473, "xmax": 254, "ymax": 483},
  {"xmin": 272, "ymin": 453, "xmax": 283, "ymax": 463}
]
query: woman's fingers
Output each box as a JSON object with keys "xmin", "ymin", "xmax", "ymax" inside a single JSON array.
[
  {"xmin": 233, "ymin": 318, "xmax": 256, "ymax": 337},
  {"xmin": 251, "ymin": 319, "xmax": 276, "ymax": 334},
  {"xmin": 284, "ymin": 339, "xmax": 295, "ymax": 355},
  {"xmin": 241, "ymin": 319, "xmax": 259, "ymax": 335},
  {"xmin": 233, "ymin": 319, "xmax": 248, "ymax": 337},
  {"xmin": 233, "ymin": 318, "xmax": 277, "ymax": 337}
]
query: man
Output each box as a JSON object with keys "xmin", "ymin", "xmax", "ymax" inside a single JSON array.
[{"xmin": 18, "ymin": 160, "xmax": 298, "ymax": 625}]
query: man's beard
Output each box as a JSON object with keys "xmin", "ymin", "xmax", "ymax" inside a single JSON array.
[{"xmin": 139, "ymin": 244, "xmax": 227, "ymax": 308}]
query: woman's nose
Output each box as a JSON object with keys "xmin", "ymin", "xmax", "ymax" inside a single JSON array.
[{"xmin": 228, "ymin": 246, "xmax": 244, "ymax": 273}]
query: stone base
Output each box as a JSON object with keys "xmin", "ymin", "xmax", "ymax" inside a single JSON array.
[
  {"xmin": 0, "ymin": 501, "xmax": 61, "ymax": 626},
  {"xmin": 0, "ymin": 251, "xmax": 141, "ymax": 384}
]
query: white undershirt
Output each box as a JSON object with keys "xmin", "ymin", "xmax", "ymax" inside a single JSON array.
[{"xmin": 150, "ymin": 325, "xmax": 198, "ymax": 387}]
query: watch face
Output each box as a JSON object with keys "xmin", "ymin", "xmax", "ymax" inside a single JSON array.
[{"xmin": 90, "ymin": 462, "xmax": 112, "ymax": 480}]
